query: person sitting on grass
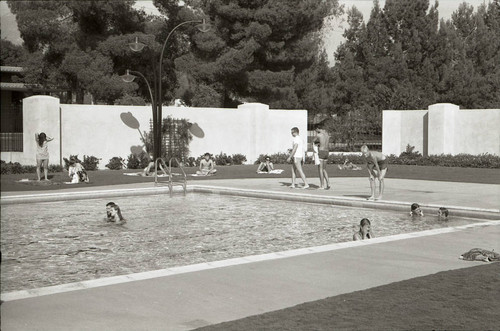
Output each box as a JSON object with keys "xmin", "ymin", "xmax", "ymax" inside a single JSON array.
[
  {"xmin": 68, "ymin": 156, "xmax": 89, "ymax": 183},
  {"xmin": 105, "ymin": 202, "xmax": 126, "ymax": 224},
  {"xmin": 353, "ymin": 218, "xmax": 374, "ymax": 241},
  {"xmin": 142, "ymin": 152, "xmax": 168, "ymax": 177},
  {"xmin": 438, "ymin": 207, "xmax": 449, "ymax": 220},
  {"xmin": 257, "ymin": 156, "xmax": 274, "ymax": 173},
  {"xmin": 196, "ymin": 153, "xmax": 217, "ymax": 176},
  {"xmin": 410, "ymin": 203, "xmax": 424, "ymax": 216}
]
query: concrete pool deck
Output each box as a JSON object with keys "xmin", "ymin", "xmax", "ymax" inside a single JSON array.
[{"xmin": 1, "ymin": 177, "xmax": 499, "ymax": 330}]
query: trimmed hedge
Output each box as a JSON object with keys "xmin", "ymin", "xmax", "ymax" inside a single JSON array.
[
  {"xmin": 2, "ymin": 151, "xmax": 499, "ymax": 175},
  {"xmin": 256, "ymin": 152, "xmax": 500, "ymax": 168},
  {"xmin": 1, "ymin": 161, "xmax": 63, "ymax": 174}
]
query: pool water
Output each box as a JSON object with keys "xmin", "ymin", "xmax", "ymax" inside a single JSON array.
[{"xmin": 1, "ymin": 193, "xmax": 478, "ymax": 292}]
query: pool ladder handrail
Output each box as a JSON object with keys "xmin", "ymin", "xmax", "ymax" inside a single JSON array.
[{"xmin": 154, "ymin": 157, "xmax": 187, "ymax": 197}]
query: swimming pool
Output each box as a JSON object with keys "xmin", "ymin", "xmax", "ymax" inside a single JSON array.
[{"xmin": 1, "ymin": 193, "xmax": 479, "ymax": 293}]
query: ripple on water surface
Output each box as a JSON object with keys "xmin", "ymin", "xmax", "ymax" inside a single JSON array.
[{"xmin": 1, "ymin": 193, "xmax": 477, "ymax": 292}]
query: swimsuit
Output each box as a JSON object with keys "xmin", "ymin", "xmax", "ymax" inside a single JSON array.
[
  {"xmin": 36, "ymin": 141, "xmax": 49, "ymax": 160},
  {"xmin": 318, "ymin": 150, "xmax": 329, "ymax": 160},
  {"xmin": 367, "ymin": 159, "xmax": 387, "ymax": 171}
]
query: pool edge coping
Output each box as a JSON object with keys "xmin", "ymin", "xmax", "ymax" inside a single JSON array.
[
  {"xmin": 1, "ymin": 184, "xmax": 499, "ymax": 220},
  {"xmin": 2, "ymin": 220, "xmax": 499, "ymax": 302}
]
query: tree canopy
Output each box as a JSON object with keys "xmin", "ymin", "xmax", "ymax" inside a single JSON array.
[
  {"xmin": 2, "ymin": 0, "xmax": 498, "ymax": 134},
  {"xmin": 328, "ymin": 0, "xmax": 500, "ymax": 144}
]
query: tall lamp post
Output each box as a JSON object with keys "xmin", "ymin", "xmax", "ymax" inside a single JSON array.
[{"xmin": 124, "ymin": 19, "xmax": 210, "ymax": 162}]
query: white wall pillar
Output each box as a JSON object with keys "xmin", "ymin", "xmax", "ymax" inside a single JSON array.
[
  {"xmin": 237, "ymin": 103, "xmax": 269, "ymax": 163},
  {"xmin": 382, "ymin": 110, "xmax": 402, "ymax": 156},
  {"xmin": 22, "ymin": 96, "xmax": 61, "ymax": 166},
  {"xmin": 428, "ymin": 103, "xmax": 458, "ymax": 155}
]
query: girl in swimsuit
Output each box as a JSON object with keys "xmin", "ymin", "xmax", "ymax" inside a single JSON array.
[{"xmin": 353, "ymin": 218, "xmax": 374, "ymax": 241}]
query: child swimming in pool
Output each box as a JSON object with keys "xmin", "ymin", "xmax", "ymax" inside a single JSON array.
[
  {"xmin": 438, "ymin": 207, "xmax": 449, "ymax": 220},
  {"xmin": 353, "ymin": 218, "xmax": 374, "ymax": 241},
  {"xmin": 106, "ymin": 202, "xmax": 126, "ymax": 224},
  {"xmin": 410, "ymin": 203, "xmax": 424, "ymax": 216}
]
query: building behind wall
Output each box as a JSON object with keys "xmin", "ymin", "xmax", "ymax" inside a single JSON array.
[{"xmin": 0, "ymin": 66, "xmax": 72, "ymax": 157}]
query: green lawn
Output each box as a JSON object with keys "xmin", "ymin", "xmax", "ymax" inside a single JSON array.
[
  {"xmin": 196, "ymin": 263, "xmax": 500, "ymax": 331},
  {"xmin": 1, "ymin": 164, "xmax": 499, "ymax": 192}
]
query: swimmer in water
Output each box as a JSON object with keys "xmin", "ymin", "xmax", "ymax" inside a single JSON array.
[
  {"xmin": 106, "ymin": 202, "xmax": 126, "ymax": 224},
  {"xmin": 353, "ymin": 218, "xmax": 374, "ymax": 241},
  {"xmin": 410, "ymin": 203, "xmax": 424, "ymax": 217}
]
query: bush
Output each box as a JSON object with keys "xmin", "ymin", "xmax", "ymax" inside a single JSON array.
[
  {"xmin": 106, "ymin": 157, "xmax": 125, "ymax": 170},
  {"xmin": 186, "ymin": 157, "xmax": 197, "ymax": 167},
  {"xmin": 126, "ymin": 152, "xmax": 150, "ymax": 169},
  {"xmin": 214, "ymin": 152, "xmax": 232, "ymax": 166},
  {"xmin": 0, "ymin": 161, "xmax": 63, "ymax": 174},
  {"xmin": 63, "ymin": 154, "xmax": 100, "ymax": 171},
  {"xmin": 255, "ymin": 152, "xmax": 290, "ymax": 165},
  {"xmin": 82, "ymin": 155, "xmax": 100, "ymax": 171},
  {"xmin": 231, "ymin": 153, "xmax": 247, "ymax": 165}
]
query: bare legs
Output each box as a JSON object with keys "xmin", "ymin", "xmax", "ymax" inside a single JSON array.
[
  {"xmin": 291, "ymin": 158, "xmax": 308, "ymax": 189},
  {"xmin": 36, "ymin": 159, "xmax": 49, "ymax": 181},
  {"xmin": 318, "ymin": 160, "xmax": 330, "ymax": 189},
  {"xmin": 368, "ymin": 168, "xmax": 387, "ymax": 200}
]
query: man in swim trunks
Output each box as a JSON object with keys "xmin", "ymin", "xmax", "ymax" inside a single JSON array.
[
  {"xmin": 361, "ymin": 145, "xmax": 387, "ymax": 200},
  {"xmin": 315, "ymin": 124, "xmax": 330, "ymax": 189},
  {"xmin": 197, "ymin": 152, "xmax": 217, "ymax": 175}
]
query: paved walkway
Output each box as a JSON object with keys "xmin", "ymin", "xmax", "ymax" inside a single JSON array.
[{"xmin": 1, "ymin": 178, "xmax": 499, "ymax": 330}]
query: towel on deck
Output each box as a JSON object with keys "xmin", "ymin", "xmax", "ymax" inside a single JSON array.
[
  {"xmin": 460, "ymin": 248, "xmax": 500, "ymax": 262},
  {"xmin": 257, "ymin": 169, "xmax": 284, "ymax": 174}
]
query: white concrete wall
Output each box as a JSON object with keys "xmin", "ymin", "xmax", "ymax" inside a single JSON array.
[
  {"xmin": 383, "ymin": 103, "xmax": 500, "ymax": 156},
  {"xmin": 1, "ymin": 96, "xmax": 62, "ymax": 166},
  {"xmin": 1, "ymin": 96, "xmax": 307, "ymax": 168},
  {"xmin": 454, "ymin": 109, "xmax": 500, "ymax": 155},
  {"xmin": 383, "ymin": 110, "xmax": 427, "ymax": 156}
]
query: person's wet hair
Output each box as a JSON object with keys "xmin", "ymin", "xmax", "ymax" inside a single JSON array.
[
  {"xmin": 439, "ymin": 207, "xmax": 449, "ymax": 217},
  {"xmin": 360, "ymin": 218, "xmax": 371, "ymax": 227}
]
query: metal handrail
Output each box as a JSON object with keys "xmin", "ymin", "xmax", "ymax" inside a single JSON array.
[
  {"xmin": 168, "ymin": 157, "xmax": 187, "ymax": 197},
  {"xmin": 153, "ymin": 157, "xmax": 187, "ymax": 196},
  {"xmin": 154, "ymin": 158, "xmax": 169, "ymax": 185}
]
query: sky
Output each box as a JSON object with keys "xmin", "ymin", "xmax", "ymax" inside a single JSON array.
[{"xmin": 0, "ymin": 0, "xmax": 493, "ymax": 65}]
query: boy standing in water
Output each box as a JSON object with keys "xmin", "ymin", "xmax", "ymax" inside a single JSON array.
[{"xmin": 361, "ymin": 145, "xmax": 387, "ymax": 200}]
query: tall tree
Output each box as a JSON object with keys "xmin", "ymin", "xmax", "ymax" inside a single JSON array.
[
  {"xmin": 7, "ymin": 0, "xmax": 147, "ymax": 104},
  {"xmin": 176, "ymin": 0, "xmax": 341, "ymax": 108}
]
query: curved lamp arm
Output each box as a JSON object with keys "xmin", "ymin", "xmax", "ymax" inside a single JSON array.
[{"xmin": 122, "ymin": 69, "xmax": 155, "ymax": 105}]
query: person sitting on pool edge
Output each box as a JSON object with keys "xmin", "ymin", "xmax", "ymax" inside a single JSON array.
[
  {"xmin": 353, "ymin": 218, "xmax": 374, "ymax": 241},
  {"xmin": 257, "ymin": 156, "xmax": 274, "ymax": 173},
  {"xmin": 106, "ymin": 202, "xmax": 126, "ymax": 224},
  {"xmin": 410, "ymin": 203, "xmax": 424, "ymax": 216},
  {"xmin": 438, "ymin": 207, "xmax": 449, "ymax": 220},
  {"xmin": 196, "ymin": 153, "xmax": 217, "ymax": 176}
]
